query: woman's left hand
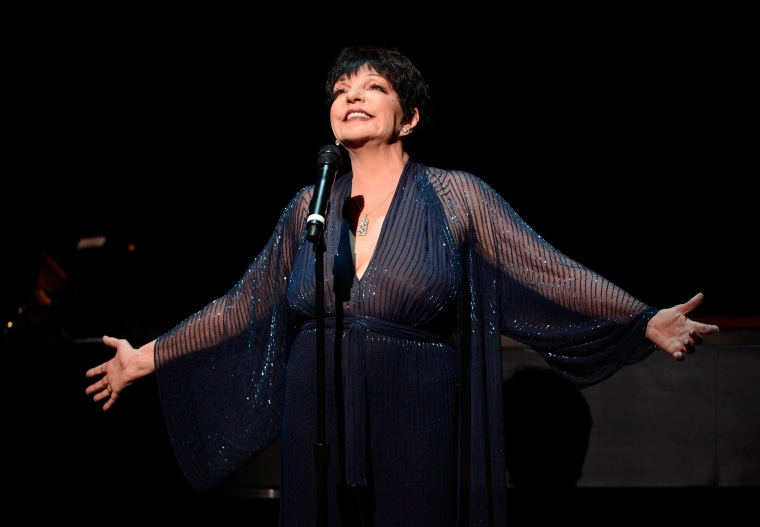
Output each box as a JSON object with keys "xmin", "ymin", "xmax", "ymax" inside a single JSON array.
[{"xmin": 645, "ymin": 292, "xmax": 720, "ymax": 361}]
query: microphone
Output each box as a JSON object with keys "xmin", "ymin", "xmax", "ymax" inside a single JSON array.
[{"xmin": 306, "ymin": 144, "xmax": 342, "ymax": 242}]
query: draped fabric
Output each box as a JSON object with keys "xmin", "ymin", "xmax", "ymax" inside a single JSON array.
[{"xmin": 154, "ymin": 161, "xmax": 657, "ymax": 526}]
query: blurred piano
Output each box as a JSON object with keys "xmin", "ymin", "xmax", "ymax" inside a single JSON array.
[{"xmin": 4, "ymin": 235, "xmax": 281, "ymax": 524}]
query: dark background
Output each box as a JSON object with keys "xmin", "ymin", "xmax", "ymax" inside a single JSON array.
[
  {"xmin": 6, "ymin": 12, "xmax": 756, "ymax": 326},
  {"xmin": 4, "ymin": 8, "xmax": 758, "ymax": 525}
]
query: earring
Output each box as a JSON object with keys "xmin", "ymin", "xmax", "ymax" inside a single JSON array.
[
  {"xmin": 401, "ymin": 127, "xmax": 409, "ymax": 133},
  {"xmin": 335, "ymin": 139, "xmax": 340, "ymax": 146}
]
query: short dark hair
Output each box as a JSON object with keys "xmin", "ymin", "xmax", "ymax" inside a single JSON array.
[{"xmin": 325, "ymin": 45, "xmax": 432, "ymax": 131}]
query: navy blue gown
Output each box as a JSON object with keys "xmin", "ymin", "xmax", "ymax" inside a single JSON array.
[{"xmin": 153, "ymin": 161, "xmax": 657, "ymax": 526}]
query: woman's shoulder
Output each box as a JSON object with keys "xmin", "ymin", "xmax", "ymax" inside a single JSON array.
[{"xmin": 413, "ymin": 162, "xmax": 496, "ymax": 195}]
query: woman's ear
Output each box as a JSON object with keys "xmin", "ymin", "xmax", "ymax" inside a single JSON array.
[{"xmin": 401, "ymin": 108, "xmax": 420, "ymax": 135}]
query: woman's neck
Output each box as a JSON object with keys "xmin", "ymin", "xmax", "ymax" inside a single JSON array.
[{"xmin": 347, "ymin": 144, "xmax": 409, "ymax": 193}]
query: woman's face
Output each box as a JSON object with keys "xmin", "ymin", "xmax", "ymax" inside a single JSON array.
[{"xmin": 330, "ymin": 65, "xmax": 406, "ymax": 148}]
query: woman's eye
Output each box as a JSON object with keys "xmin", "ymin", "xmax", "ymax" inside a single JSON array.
[
  {"xmin": 369, "ymin": 84, "xmax": 387, "ymax": 93},
  {"xmin": 332, "ymin": 88, "xmax": 346, "ymax": 98}
]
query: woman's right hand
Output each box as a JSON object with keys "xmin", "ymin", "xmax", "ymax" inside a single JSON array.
[{"xmin": 85, "ymin": 336, "xmax": 156, "ymax": 411}]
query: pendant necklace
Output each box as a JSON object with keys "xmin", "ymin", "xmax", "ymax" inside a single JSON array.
[{"xmin": 356, "ymin": 188, "xmax": 395, "ymax": 236}]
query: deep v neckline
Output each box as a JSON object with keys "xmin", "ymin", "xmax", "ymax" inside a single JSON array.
[
  {"xmin": 342, "ymin": 161, "xmax": 413, "ymax": 282},
  {"xmin": 352, "ymin": 204, "xmax": 391, "ymax": 282}
]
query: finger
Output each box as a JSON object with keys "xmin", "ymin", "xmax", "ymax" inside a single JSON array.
[
  {"xmin": 102, "ymin": 393, "xmax": 117, "ymax": 411},
  {"xmin": 696, "ymin": 321, "xmax": 720, "ymax": 335},
  {"xmin": 85, "ymin": 364, "xmax": 104, "ymax": 378},
  {"xmin": 85, "ymin": 377, "xmax": 106, "ymax": 396},
  {"xmin": 680, "ymin": 292, "xmax": 705, "ymax": 314},
  {"xmin": 683, "ymin": 336, "xmax": 697, "ymax": 355}
]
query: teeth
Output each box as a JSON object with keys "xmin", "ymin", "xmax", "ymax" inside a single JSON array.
[{"xmin": 347, "ymin": 112, "xmax": 370, "ymax": 119}]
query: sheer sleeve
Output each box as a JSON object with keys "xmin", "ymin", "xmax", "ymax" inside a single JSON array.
[
  {"xmin": 429, "ymin": 167, "xmax": 657, "ymax": 388},
  {"xmin": 153, "ymin": 186, "xmax": 312, "ymax": 491}
]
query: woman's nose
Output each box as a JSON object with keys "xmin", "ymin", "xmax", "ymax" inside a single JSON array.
[{"xmin": 345, "ymin": 88, "xmax": 364, "ymax": 102}]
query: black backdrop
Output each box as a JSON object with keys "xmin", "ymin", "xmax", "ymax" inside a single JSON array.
[
  {"xmin": 4, "ymin": 9, "xmax": 757, "ymax": 525},
  {"xmin": 8, "ymin": 18, "xmax": 756, "ymax": 324}
]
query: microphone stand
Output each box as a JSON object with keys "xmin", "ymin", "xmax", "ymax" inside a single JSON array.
[
  {"xmin": 307, "ymin": 222, "xmax": 329, "ymax": 527},
  {"xmin": 306, "ymin": 143, "xmax": 340, "ymax": 527}
]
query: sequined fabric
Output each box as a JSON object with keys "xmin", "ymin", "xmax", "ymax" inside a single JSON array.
[{"xmin": 154, "ymin": 161, "xmax": 657, "ymax": 526}]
